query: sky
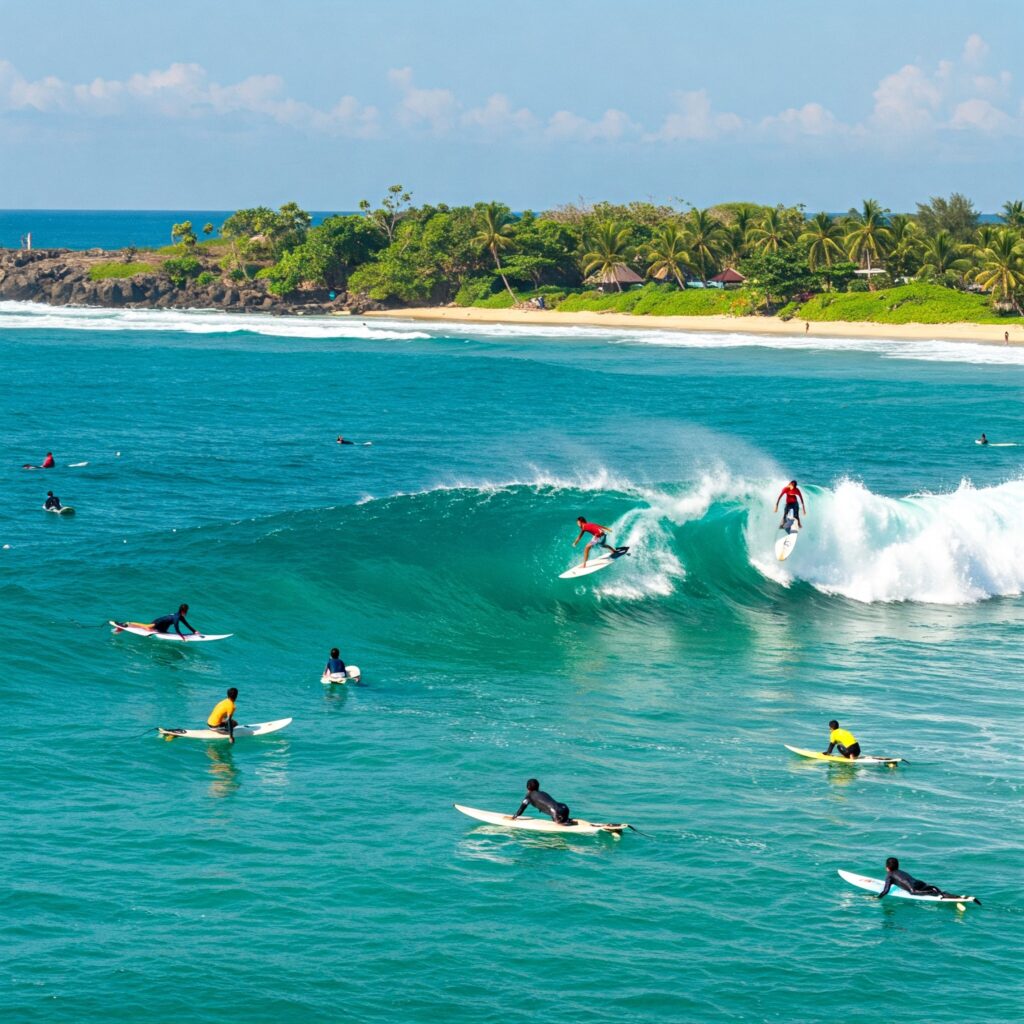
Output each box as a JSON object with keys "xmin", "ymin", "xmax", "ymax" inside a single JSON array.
[{"xmin": 0, "ymin": 0, "xmax": 1022, "ymax": 211}]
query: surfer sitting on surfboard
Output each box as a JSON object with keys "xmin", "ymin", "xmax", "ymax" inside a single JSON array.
[
  {"xmin": 336, "ymin": 436, "xmax": 355, "ymax": 445},
  {"xmin": 44, "ymin": 491, "xmax": 62, "ymax": 511},
  {"xmin": 41, "ymin": 452, "xmax": 55, "ymax": 468},
  {"xmin": 876, "ymin": 858, "xmax": 975, "ymax": 902},
  {"xmin": 513, "ymin": 778, "xmax": 572, "ymax": 824},
  {"xmin": 573, "ymin": 517, "xmax": 615, "ymax": 567},
  {"xmin": 325, "ymin": 647, "xmax": 347, "ymax": 676},
  {"xmin": 978, "ymin": 433, "xmax": 988, "ymax": 445},
  {"xmin": 775, "ymin": 480, "xmax": 806, "ymax": 529},
  {"xmin": 150, "ymin": 603, "xmax": 197, "ymax": 639},
  {"xmin": 207, "ymin": 687, "xmax": 239, "ymax": 744},
  {"xmin": 823, "ymin": 720, "xmax": 860, "ymax": 759}
]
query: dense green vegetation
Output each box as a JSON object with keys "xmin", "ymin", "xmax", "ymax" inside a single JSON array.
[
  {"xmin": 88, "ymin": 261, "xmax": 155, "ymax": 280},
  {"xmin": 158, "ymin": 189, "xmax": 1024, "ymax": 322}
]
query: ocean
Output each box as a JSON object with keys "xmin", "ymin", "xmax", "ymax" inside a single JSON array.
[{"xmin": 2, "ymin": 299, "xmax": 1022, "ymax": 1023}]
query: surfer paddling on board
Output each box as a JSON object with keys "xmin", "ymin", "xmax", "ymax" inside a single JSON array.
[
  {"xmin": 325, "ymin": 647, "xmax": 347, "ymax": 676},
  {"xmin": 823, "ymin": 720, "xmax": 860, "ymax": 759},
  {"xmin": 150, "ymin": 603, "xmax": 197, "ymax": 639},
  {"xmin": 513, "ymin": 779, "xmax": 572, "ymax": 825},
  {"xmin": 336, "ymin": 436, "xmax": 355, "ymax": 446},
  {"xmin": 775, "ymin": 480, "xmax": 806, "ymax": 530},
  {"xmin": 207, "ymin": 687, "xmax": 239, "ymax": 744},
  {"xmin": 44, "ymin": 491, "xmax": 62, "ymax": 511},
  {"xmin": 875, "ymin": 857, "xmax": 978, "ymax": 903},
  {"xmin": 573, "ymin": 517, "xmax": 615, "ymax": 567},
  {"xmin": 978, "ymin": 433, "xmax": 989, "ymax": 446}
]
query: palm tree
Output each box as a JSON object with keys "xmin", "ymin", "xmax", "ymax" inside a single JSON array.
[
  {"xmin": 844, "ymin": 199, "xmax": 891, "ymax": 287},
  {"xmin": 581, "ymin": 221, "xmax": 633, "ymax": 291},
  {"xmin": 885, "ymin": 214, "xmax": 921, "ymax": 281},
  {"xmin": 916, "ymin": 231, "xmax": 971, "ymax": 285},
  {"xmin": 645, "ymin": 223, "xmax": 692, "ymax": 288},
  {"xmin": 974, "ymin": 229, "xmax": 1024, "ymax": 311},
  {"xmin": 681, "ymin": 208, "xmax": 725, "ymax": 283},
  {"xmin": 799, "ymin": 213, "xmax": 844, "ymax": 271},
  {"xmin": 747, "ymin": 207, "xmax": 792, "ymax": 256},
  {"xmin": 1000, "ymin": 200, "xmax": 1024, "ymax": 229},
  {"xmin": 471, "ymin": 203, "xmax": 517, "ymax": 300},
  {"xmin": 973, "ymin": 224, "xmax": 998, "ymax": 252}
]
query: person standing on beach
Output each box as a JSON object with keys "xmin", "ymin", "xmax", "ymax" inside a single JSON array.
[{"xmin": 774, "ymin": 480, "xmax": 806, "ymax": 529}]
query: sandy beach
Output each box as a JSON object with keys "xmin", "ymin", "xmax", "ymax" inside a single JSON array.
[{"xmin": 366, "ymin": 306, "xmax": 1024, "ymax": 346}]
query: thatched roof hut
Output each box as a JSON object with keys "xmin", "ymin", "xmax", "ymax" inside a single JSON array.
[{"xmin": 586, "ymin": 264, "xmax": 644, "ymax": 288}]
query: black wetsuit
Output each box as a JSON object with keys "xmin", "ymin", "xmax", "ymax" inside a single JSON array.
[
  {"xmin": 44, "ymin": 495, "xmax": 61, "ymax": 510},
  {"xmin": 151, "ymin": 611, "xmax": 195, "ymax": 637},
  {"xmin": 877, "ymin": 868, "xmax": 953, "ymax": 900},
  {"xmin": 825, "ymin": 740, "xmax": 862, "ymax": 758},
  {"xmin": 513, "ymin": 789, "xmax": 571, "ymax": 824}
]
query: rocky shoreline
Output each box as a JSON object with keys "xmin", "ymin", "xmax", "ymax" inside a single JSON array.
[{"xmin": 0, "ymin": 247, "xmax": 379, "ymax": 316}]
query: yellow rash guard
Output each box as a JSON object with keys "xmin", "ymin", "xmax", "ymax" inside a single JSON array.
[
  {"xmin": 829, "ymin": 727, "xmax": 857, "ymax": 747},
  {"xmin": 207, "ymin": 698, "xmax": 236, "ymax": 728}
]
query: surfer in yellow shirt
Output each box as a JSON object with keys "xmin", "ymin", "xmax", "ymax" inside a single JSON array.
[
  {"xmin": 823, "ymin": 719, "xmax": 861, "ymax": 759},
  {"xmin": 207, "ymin": 687, "xmax": 239, "ymax": 744}
]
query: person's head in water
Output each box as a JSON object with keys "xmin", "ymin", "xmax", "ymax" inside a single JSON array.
[
  {"xmin": 47, "ymin": 490, "xmax": 53, "ymax": 497},
  {"xmin": 526, "ymin": 778, "xmax": 540, "ymax": 792},
  {"xmin": 227, "ymin": 687, "xmax": 238, "ymax": 700},
  {"xmin": 330, "ymin": 647, "xmax": 340, "ymax": 658},
  {"xmin": 179, "ymin": 603, "xmax": 189, "ymax": 615},
  {"xmin": 829, "ymin": 719, "xmax": 839, "ymax": 730},
  {"xmin": 886, "ymin": 856, "xmax": 899, "ymax": 871}
]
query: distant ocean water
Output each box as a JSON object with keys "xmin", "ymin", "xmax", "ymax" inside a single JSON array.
[{"xmin": 1, "ymin": 216, "xmax": 1023, "ymax": 1024}]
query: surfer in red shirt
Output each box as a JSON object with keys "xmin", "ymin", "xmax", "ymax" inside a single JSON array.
[
  {"xmin": 573, "ymin": 516, "xmax": 615, "ymax": 566},
  {"xmin": 774, "ymin": 480, "xmax": 806, "ymax": 529},
  {"xmin": 41, "ymin": 452, "xmax": 55, "ymax": 468}
]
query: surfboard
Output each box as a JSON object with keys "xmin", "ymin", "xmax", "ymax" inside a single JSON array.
[
  {"xmin": 785, "ymin": 744, "xmax": 904, "ymax": 766},
  {"xmin": 558, "ymin": 546, "xmax": 630, "ymax": 579},
  {"xmin": 67, "ymin": 461, "xmax": 89, "ymax": 467},
  {"xmin": 975, "ymin": 441, "xmax": 1016, "ymax": 447},
  {"xmin": 42, "ymin": 505, "xmax": 75, "ymax": 515},
  {"xmin": 109, "ymin": 620, "xmax": 233, "ymax": 642},
  {"xmin": 775, "ymin": 517, "xmax": 800, "ymax": 560},
  {"xmin": 321, "ymin": 665, "xmax": 361, "ymax": 684},
  {"xmin": 838, "ymin": 869, "xmax": 977, "ymax": 904},
  {"xmin": 454, "ymin": 804, "xmax": 628, "ymax": 836},
  {"xmin": 158, "ymin": 718, "xmax": 292, "ymax": 740}
]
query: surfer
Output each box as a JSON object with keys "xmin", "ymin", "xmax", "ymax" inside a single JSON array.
[
  {"xmin": 823, "ymin": 720, "xmax": 860, "ymax": 759},
  {"xmin": 207, "ymin": 687, "xmax": 239, "ymax": 744},
  {"xmin": 978, "ymin": 433, "xmax": 989, "ymax": 446},
  {"xmin": 775, "ymin": 480, "xmax": 806, "ymax": 529},
  {"xmin": 513, "ymin": 778, "xmax": 572, "ymax": 825},
  {"xmin": 41, "ymin": 452, "xmax": 55, "ymax": 469},
  {"xmin": 336, "ymin": 436, "xmax": 355, "ymax": 446},
  {"xmin": 325, "ymin": 647, "xmax": 347, "ymax": 676},
  {"xmin": 573, "ymin": 517, "xmax": 615, "ymax": 566},
  {"xmin": 151, "ymin": 603, "xmax": 197, "ymax": 638},
  {"xmin": 44, "ymin": 491, "xmax": 62, "ymax": 511},
  {"xmin": 875, "ymin": 857, "xmax": 977, "ymax": 902}
]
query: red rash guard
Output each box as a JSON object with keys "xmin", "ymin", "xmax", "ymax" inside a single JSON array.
[{"xmin": 778, "ymin": 486, "xmax": 803, "ymax": 505}]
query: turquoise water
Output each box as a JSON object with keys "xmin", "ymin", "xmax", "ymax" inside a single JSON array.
[{"xmin": 2, "ymin": 302, "xmax": 1023, "ymax": 1023}]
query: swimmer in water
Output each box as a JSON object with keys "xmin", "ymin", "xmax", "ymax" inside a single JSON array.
[{"xmin": 512, "ymin": 778, "xmax": 572, "ymax": 824}]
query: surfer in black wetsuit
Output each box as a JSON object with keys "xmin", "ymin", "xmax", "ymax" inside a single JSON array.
[
  {"xmin": 876, "ymin": 857, "xmax": 977, "ymax": 902},
  {"xmin": 978, "ymin": 433, "xmax": 988, "ymax": 446},
  {"xmin": 336, "ymin": 436, "xmax": 355, "ymax": 446},
  {"xmin": 513, "ymin": 779, "xmax": 571, "ymax": 824},
  {"xmin": 44, "ymin": 491, "xmax": 62, "ymax": 510},
  {"xmin": 151, "ymin": 603, "xmax": 197, "ymax": 638}
]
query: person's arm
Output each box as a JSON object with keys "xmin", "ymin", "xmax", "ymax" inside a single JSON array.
[
  {"xmin": 180, "ymin": 616, "xmax": 196, "ymax": 635},
  {"xmin": 774, "ymin": 488, "xmax": 784, "ymax": 511},
  {"xmin": 597, "ymin": 524, "xmax": 612, "ymax": 533},
  {"xmin": 572, "ymin": 530, "xmax": 584, "ymax": 547},
  {"xmin": 875, "ymin": 874, "xmax": 893, "ymax": 899},
  {"xmin": 798, "ymin": 488, "xmax": 807, "ymax": 513},
  {"xmin": 823, "ymin": 741, "xmax": 836, "ymax": 755},
  {"xmin": 511, "ymin": 797, "xmax": 530, "ymax": 819}
]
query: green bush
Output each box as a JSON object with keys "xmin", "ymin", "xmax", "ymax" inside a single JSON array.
[
  {"xmin": 88, "ymin": 261, "xmax": 154, "ymax": 281},
  {"xmin": 163, "ymin": 255, "xmax": 202, "ymax": 288},
  {"xmin": 556, "ymin": 283, "xmax": 734, "ymax": 316},
  {"xmin": 454, "ymin": 276, "xmax": 498, "ymax": 306},
  {"xmin": 798, "ymin": 283, "xmax": 1012, "ymax": 324},
  {"xmin": 195, "ymin": 271, "xmax": 217, "ymax": 286}
]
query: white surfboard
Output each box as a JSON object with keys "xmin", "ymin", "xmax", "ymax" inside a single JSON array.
[
  {"xmin": 109, "ymin": 620, "xmax": 233, "ymax": 642},
  {"xmin": 785, "ymin": 745, "xmax": 904, "ymax": 766},
  {"xmin": 158, "ymin": 718, "xmax": 292, "ymax": 740},
  {"xmin": 559, "ymin": 546, "xmax": 630, "ymax": 579},
  {"xmin": 775, "ymin": 519, "xmax": 800, "ymax": 560},
  {"xmin": 454, "ymin": 803, "xmax": 628, "ymax": 836},
  {"xmin": 67, "ymin": 461, "xmax": 89, "ymax": 467},
  {"xmin": 976, "ymin": 441, "xmax": 1017, "ymax": 447},
  {"xmin": 838, "ymin": 869, "xmax": 977, "ymax": 904},
  {"xmin": 42, "ymin": 505, "xmax": 75, "ymax": 515},
  {"xmin": 321, "ymin": 665, "xmax": 361, "ymax": 684}
]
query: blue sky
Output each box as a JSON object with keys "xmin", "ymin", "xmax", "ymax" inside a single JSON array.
[{"xmin": 0, "ymin": 0, "xmax": 1021, "ymax": 210}]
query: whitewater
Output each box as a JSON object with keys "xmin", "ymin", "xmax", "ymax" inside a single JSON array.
[{"xmin": 2, "ymin": 301, "xmax": 1023, "ymax": 1024}]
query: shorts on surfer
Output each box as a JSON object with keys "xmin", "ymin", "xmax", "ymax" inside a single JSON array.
[
  {"xmin": 208, "ymin": 687, "xmax": 239, "ymax": 744},
  {"xmin": 573, "ymin": 516, "xmax": 614, "ymax": 567},
  {"xmin": 775, "ymin": 479, "xmax": 806, "ymax": 530},
  {"xmin": 513, "ymin": 778, "xmax": 572, "ymax": 825},
  {"xmin": 824, "ymin": 720, "xmax": 860, "ymax": 759},
  {"xmin": 44, "ymin": 491, "xmax": 62, "ymax": 511},
  {"xmin": 150, "ymin": 603, "xmax": 197, "ymax": 639},
  {"xmin": 876, "ymin": 857, "xmax": 979, "ymax": 903}
]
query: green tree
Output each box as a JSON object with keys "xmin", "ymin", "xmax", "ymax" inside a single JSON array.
[
  {"xmin": 681, "ymin": 208, "xmax": 725, "ymax": 283},
  {"xmin": 973, "ymin": 229, "xmax": 1024, "ymax": 312},
  {"xmin": 740, "ymin": 249, "xmax": 815, "ymax": 308},
  {"xmin": 471, "ymin": 202, "xmax": 517, "ymax": 300},
  {"xmin": 885, "ymin": 214, "xmax": 921, "ymax": 280},
  {"xmin": 645, "ymin": 223, "xmax": 692, "ymax": 288},
  {"xmin": 202, "ymin": 222, "xmax": 214, "ymax": 237},
  {"xmin": 798, "ymin": 213, "xmax": 844, "ymax": 272},
  {"xmin": 170, "ymin": 220, "xmax": 197, "ymax": 249},
  {"xmin": 359, "ymin": 184, "xmax": 414, "ymax": 244},
  {"xmin": 747, "ymin": 207, "xmax": 792, "ymax": 256},
  {"xmin": 916, "ymin": 231, "xmax": 971, "ymax": 285},
  {"xmin": 845, "ymin": 199, "xmax": 891, "ymax": 287},
  {"xmin": 581, "ymin": 221, "xmax": 633, "ymax": 291},
  {"xmin": 1000, "ymin": 200, "xmax": 1024, "ymax": 229},
  {"xmin": 915, "ymin": 193, "xmax": 979, "ymax": 242}
]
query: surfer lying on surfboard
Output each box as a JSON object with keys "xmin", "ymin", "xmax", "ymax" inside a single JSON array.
[
  {"xmin": 573, "ymin": 517, "xmax": 615, "ymax": 567},
  {"xmin": 513, "ymin": 778, "xmax": 572, "ymax": 824},
  {"xmin": 775, "ymin": 480, "xmax": 806, "ymax": 529},
  {"xmin": 208, "ymin": 687, "xmax": 239, "ymax": 744},
  {"xmin": 876, "ymin": 858, "xmax": 979, "ymax": 903},
  {"xmin": 149, "ymin": 603, "xmax": 197, "ymax": 639},
  {"xmin": 824, "ymin": 720, "xmax": 860, "ymax": 759}
]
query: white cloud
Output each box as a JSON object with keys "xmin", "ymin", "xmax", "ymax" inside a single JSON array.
[
  {"xmin": 760, "ymin": 102, "xmax": 844, "ymax": 138},
  {"xmin": 462, "ymin": 93, "xmax": 535, "ymax": 134},
  {"xmin": 388, "ymin": 67, "xmax": 456, "ymax": 134},
  {"xmin": 963, "ymin": 33, "xmax": 989, "ymax": 64},
  {"xmin": 649, "ymin": 90, "xmax": 743, "ymax": 141},
  {"xmin": 870, "ymin": 63, "xmax": 943, "ymax": 133},
  {"xmin": 546, "ymin": 107, "xmax": 636, "ymax": 142},
  {"xmin": 949, "ymin": 97, "xmax": 1014, "ymax": 133}
]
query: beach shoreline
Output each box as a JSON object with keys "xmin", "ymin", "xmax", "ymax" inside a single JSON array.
[{"xmin": 366, "ymin": 306, "xmax": 1024, "ymax": 346}]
